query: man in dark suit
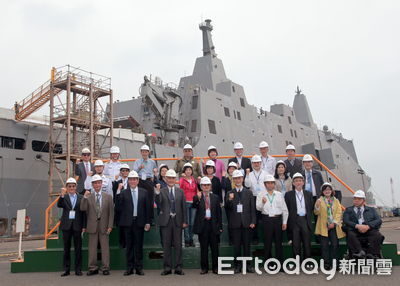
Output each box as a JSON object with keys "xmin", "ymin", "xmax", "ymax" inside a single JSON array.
[
  {"xmin": 228, "ymin": 142, "xmax": 252, "ymax": 177},
  {"xmin": 343, "ymin": 190, "xmax": 383, "ymax": 259},
  {"xmin": 225, "ymin": 170, "xmax": 256, "ymax": 274},
  {"xmin": 193, "ymin": 177, "xmax": 223, "ymax": 274},
  {"xmin": 284, "ymin": 173, "xmax": 313, "ymax": 259},
  {"xmin": 301, "ymin": 154, "xmax": 324, "ymax": 200},
  {"xmin": 115, "ymin": 170, "xmax": 151, "ymax": 276},
  {"xmin": 75, "ymin": 147, "xmax": 94, "ymax": 195},
  {"xmin": 113, "ymin": 163, "xmax": 130, "ymax": 248},
  {"xmin": 57, "ymin": 177, "xmax": 86, "ymax": 277},
  {"xmin": 284, "ymin": 144, "xmax": 303, "ymax": 178},
  {"xmin": 154, "ymin": 169, "xmax": 188, "ymax": 275}
]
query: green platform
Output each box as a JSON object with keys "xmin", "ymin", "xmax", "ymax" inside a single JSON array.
[{"xmin": 11, "ymin": 212, "xmax": 400, "ymax": 272}]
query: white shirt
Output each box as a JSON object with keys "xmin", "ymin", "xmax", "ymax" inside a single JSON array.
[
  {"xmin": 244, "ymin": 169, "xmax": 267, "ymax": 196},
  {"xmin": 83, "ymin": 162, "xmax": 92, "ymax": 190},
  {"xmin": 104, "ymin": 160, "xmax": 122, "ymax": 181},
  {"xmin": 256, "ymin": 190, "xmax": 288, "ymax": 224},
  {"xmin": 131, "ymin": 187, "xmax": 138, "ymax": 217},
  {"xmin": 236, "ymin": 156, "xmax": 242, "ymax": 168},
  {"xmin": 295, "ymin": 189, "xmax": 306, "ymax": 216},
  {"xmin": 304, "ymin": 170, "xmax": 316, "ymax": 196},
  {"xmin": 92, "ymin": 174, "xmax": 113, "ymax": 198},
  {"xmin": 261, "ymin": 155, "xmax": 276, "ymax": 176}
]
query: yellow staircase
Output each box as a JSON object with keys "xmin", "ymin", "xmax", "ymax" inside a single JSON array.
[{"xmin": 14, "ymin": 68, "xmax": 62, "ymax": 121}]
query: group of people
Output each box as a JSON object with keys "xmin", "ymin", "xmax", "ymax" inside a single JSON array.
[{"xmin": 57, "ymin": 142, "xmax": 384, "ymax": 277}]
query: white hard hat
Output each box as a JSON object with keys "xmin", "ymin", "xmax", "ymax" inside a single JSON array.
[
  {"xmin": 232, "ymin": 170, "xmax": 244, "ymax": 178},
  {"xmin": 292, "ymin": 172, "xmax": 304, "ymax": 180},
  {"xmin": 159, "ymin": 164, "xmax": 168, "ymax": 170},
  {"xmin": 91, "ymin": 174, "xmax": 103, "ymax": 182},
  {"xmin": 228, "ymin": 161, "xmax": 238, "ymax": 169},
  {"xmin": 165, "ymin": 169, "xmax": 177, "ymax": 177},
  {"xmin": 207, "ymin": 145, "xmax": 217, "ymax": 151},
  {"xmin": 321, "ymin": 182, "xmax": 333, "ymax": 191},
  {"xmin": 183, "ymin": 162, "xmax": 193, "ymax": 169},
  {"xmin": 205, "ymin": 160, "xmax": 215, "ymax": 168},
  {"xmin": 264, "ymin": 175, "xmax": 275, "ymax": 183},
  {"xmin": 302, "ymin": 154, "xmax": 313, "ymax": 162},
  {"xmin": 183, "ymin": 144, "xmax": 193, "ymax": 150},
  {"xmin": 128, "ymin": 170, "xmax": 139, "ymax": 178},
  {"xmin": 259, "ymin": 141, "xmax": 269, "ymax": 148},
  {"xmin": 120, "ymin": 163, "xmax": 130, "ymax": 170},
  {"xmin": 140, "ymin": 144, "xmax": 150, "ymax": 151},
  {"xmin": 286, "ymin": 144, "xmax": 296, "ymax": 151},
  {"xmin": 251, "ymin": 154, "xmax": 262, "ymax": 163},
  {"xmin": 94, "ymin": 160, "xmax": 104, "ymax": 167},
  {"xmin": 110, "ymin": 146, "xmax": 120, "ymax": 153},
  {"xmin": 81, "ymin": 147, "xmax": 91, "ymax": 154},
  {"xmin": 276, "ymin": 160, "xmax": 286, "ymax": 165},
  {"xmin": 200, "ymin": 177, "xmax": 212, "ymax": 185},
  {"xmin": 354, "ymin": 190, "xmax": 366, "ymax": 199},
  {"xmin": 66, "ymin": 177, "xmax": 77, "ymax": 185},
  {"xmin": 233, "ymin": 142, "xmax": 244, "ymax": 149}
]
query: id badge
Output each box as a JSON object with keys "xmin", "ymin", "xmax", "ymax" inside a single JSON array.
[
  {"xmin": 141, "ymin": 172, "xmax": 147, "ymax": 180},
  {"xmin": 255, "ymin": 185, "xmax": 261, "ymax": 193},
  {"xmin": 237, "ymin": 204, "xmax": 243, "ymax": 213},
  {"xmin": 205, "ymin": 209, "xmax": 211, "ymax": 218},
  {"xmin": 306, "ymin": 183, "xmax": 311, "ymax": 191},
  {"xmin": 69, "ymin": 210, "xmax": 76, "ymax": 219}
]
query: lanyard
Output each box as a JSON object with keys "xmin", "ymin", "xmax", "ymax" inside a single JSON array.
[
  {"xmin": 253, "ymin": 171, "xmax": 262, "ymax": 184},
  {"xmin": 266, "ymin": 192, "xmax": 275, "ymax": 206},
  {"xmin": 280, "ymin": 179, "xmax": 286, "ymax": 191},
  {"xmin": 295, "ymin": 191, "xmax": 304, "ymax": 205}
]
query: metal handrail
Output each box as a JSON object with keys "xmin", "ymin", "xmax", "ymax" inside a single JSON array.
[{"xmin": 44, "ymin": 197, "xmax": 60, "ymax": 248}]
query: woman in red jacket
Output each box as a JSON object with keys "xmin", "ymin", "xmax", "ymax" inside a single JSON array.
[{"xmin": 179, "ymin": 162, "xmax": 198, "ymax": 247}]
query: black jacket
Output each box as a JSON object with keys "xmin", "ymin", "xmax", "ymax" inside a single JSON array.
[
  {"xmin": 192, "ymin": 193, "xmax": 222, "ymax": 235},
  {"xmin": 115, "ymin": 187, "xmax": 151, "ymax": 228},
  {"xmin": 57, "ymin": 194, "xmax": 87, "ymax": 231},
  {"xmin": 302, "ymin": 169, "xmax": 324, "ymax": 197},
  {"xmin": 228, "ymin": 157, "xmax": 252, "ymax": 173},
  {"xmin": 284, "ymin": 190, "xmax": 313, "ymax": 231},
  {"xmin": 210, "ymin": 176, "xmax": 223, "ymax": 203},
  {"xmin": 225, "ymin": 187, "xmax": 256, "ymax": 229},
  {"xmin": 284, "ymin": 158, "xmax": 303, "ymax": 178},
  {"xmin": 343, "ymin": 205, "xmax": 382, "ymax": 231}
]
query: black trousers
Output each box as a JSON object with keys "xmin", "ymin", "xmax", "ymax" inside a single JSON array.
[
  {"xmin": 160, "ymin": 217, "xmax": 183, "ymax": 271},
  {"xmin": 124, "ymin": 219, "xmax": 145, "ymax": 270},
  {"xmin": 198, "ymin": 220, "xmax": 219, "ymax": 271},
  {"xmin": 262, "ymin": 215, "xmax": 283, "ymax": 262},
  {"xmin": 62, "ymin": 229, "xmax": 82, "ymax": 272},
  {"xmin": 139, "ymin": 179, "xmax": 155, "ymax": 220},
  {"xmin": 347, "ymin": 228, "xmax": 382, "ymax": 256},
  {"xmin": 291, "ymin": 216, "xmax": 311, "ymax": 259},
  {"xmin": 320, "ymin": 228, "xmax": 339, "ymax": 267},
  {"xmin": 231, "ymin": 226, "xmax": 251, "ymax": 267},
  {"xmin": 252, "ymin": 196, "xmax": 262, "ymax": 241}
]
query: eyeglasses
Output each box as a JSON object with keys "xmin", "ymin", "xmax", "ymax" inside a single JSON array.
[
  {"xmin": 121, "ymin": 169, "xmax": 129, "ymax": 172},
  {"xmin": 67, "ymin": 185, "xmax": 76, "ymax": 188},
  {"xmin": 82, "ymin": 154, "xmax": 90, "ymax": 156}
]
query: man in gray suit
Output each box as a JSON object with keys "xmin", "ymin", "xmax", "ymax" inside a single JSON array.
[
  {"xmin": 80, "ymin": 174, "xmax": 114, "ymax": 276},
  {"xmin": 154, "ymin": 169, "xmax": 188, "ymax": 275},
  {"xmin": 75, "ymin": 147, "xmax": 94, "ymax": 195}
]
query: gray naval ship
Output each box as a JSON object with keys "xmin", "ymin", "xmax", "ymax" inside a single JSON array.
[{"xmin": 0, "ymin": 19, "xmax": 371, "ymax": 236}]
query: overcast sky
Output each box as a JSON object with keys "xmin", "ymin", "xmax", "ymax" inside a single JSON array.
[{"xmin": 1, "ymin": 0, "xmax": 399, "ymax": 206}]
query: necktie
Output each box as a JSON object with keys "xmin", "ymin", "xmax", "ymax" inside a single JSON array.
[
  {"xmin": 85, "ymin": 163, "xmax": 90, "ymax": 175},
  {"xmin": 169, "ymin": 188, "xmax": 176, "ymax": 214},
  {"xmin": 357, "ymin": 207, "xmax": 362, "ymax": 219},
  {"xmin": 132, "ymin": 189, "xmax": 137, "ymax": 217},
  {"xmin": 70, "ymin": 195, "xmax": 76, "ymax": 209},
  {"xmin": 237, "ymin": 189, "xmax": 242, "ymax": 201},
  {"xmin": 205, "ymin": 195, "xmax": 210, "ymax": 209},
  {"xmin": 96, "ymin": 193, "xmax": 101, "ymax": 219},
  {"xmin": 306, "ymin": 172, "xmax": 312, "ymax": 192}
]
